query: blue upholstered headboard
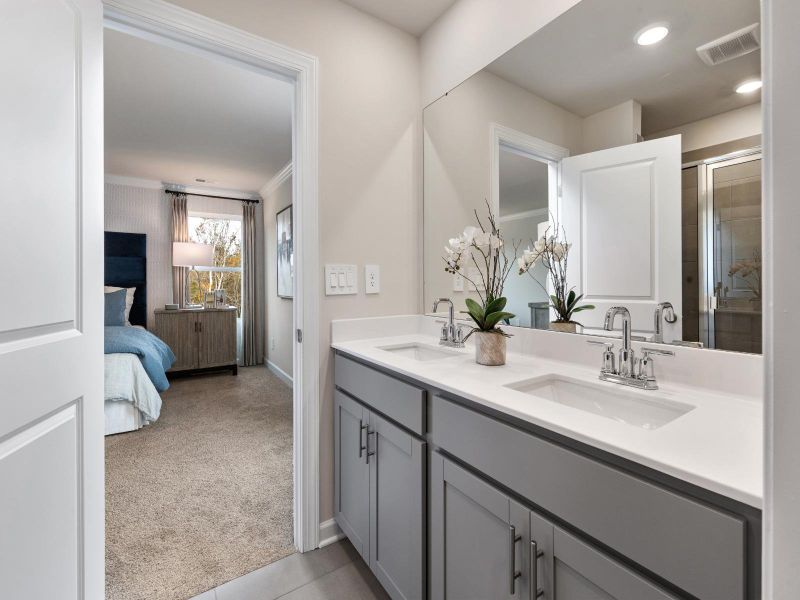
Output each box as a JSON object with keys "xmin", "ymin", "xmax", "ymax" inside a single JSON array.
[{"xmin": 104, "ymin": 231, "xmax": 147, "ymax": 328}]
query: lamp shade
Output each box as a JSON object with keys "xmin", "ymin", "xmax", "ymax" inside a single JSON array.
[{"xmin": 173, "ymin": 242, "xmax": 214, "ymax": 267}]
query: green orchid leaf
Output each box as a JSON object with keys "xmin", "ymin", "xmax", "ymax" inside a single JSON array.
[
  {"xmin": 485, "ymin": 296, "xmax": 507, "ymax": 315},
  {"xmin": 566, "ymin": 289, "xmax": 576, "ymax": 309},
  {"xmin": 483, "ymin": 311, "xmax": 516, "ymax": 330},
  {"xmin": 464, "ymin": 298, "xmax": 485, "ymax": 327},
  {"xmin": 571, "ymin": 304, "xmax": 595, "ymax": 313}
]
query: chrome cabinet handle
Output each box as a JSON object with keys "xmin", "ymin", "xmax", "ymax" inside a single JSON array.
[
  {"xmin": 509, "ymin": 525, "xmax": 522, "ymax": 595},
  {"xmin": 530, "ymin": 540, "xmax": 544, "ymax": 599},
  {"xmin": 358, "ymin": 421, "xmax": 367, "ymax": 458},
  {"xmin": 365, "ymin": 430, "xmax": 376, "ymax": 464}
]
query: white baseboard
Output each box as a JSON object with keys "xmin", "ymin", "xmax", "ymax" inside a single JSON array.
[
  {"xmin": 318, "ymin": 518, "xmax": 345, "ymax": 549},
  {"xmin": 266, "ymin": 360, "xmax": 293, "ymax": 388}
]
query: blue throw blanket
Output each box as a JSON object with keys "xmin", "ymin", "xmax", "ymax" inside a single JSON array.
[{"xmin": 104, "ymin": 326, "xmax": 175, "ymax": 392}]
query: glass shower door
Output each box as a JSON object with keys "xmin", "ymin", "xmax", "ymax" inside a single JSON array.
[{"xmin": 704, "ymin": 154, "xmax": 762, "ymax": 353}]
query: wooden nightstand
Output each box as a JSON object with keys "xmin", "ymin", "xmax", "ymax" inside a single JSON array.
[{"xmin": 154, "ymin": 307, "xmax": 238, "ymax": 375}]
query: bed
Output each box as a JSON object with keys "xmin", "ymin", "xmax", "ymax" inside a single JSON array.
[{"xmin": 104, "ymin": 231, "xmax": 174, "ymax": 435}]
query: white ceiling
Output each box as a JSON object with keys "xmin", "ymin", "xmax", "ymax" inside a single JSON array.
[
  {"xmin": 488, "ymin": 0, "xmax": 761, "ymax": 134},
  {"xmin": 104, "ymin": 28, "xmax": 293, "ymax": 193},
  {"xmin": 499, "ymin": 150, "xmax": 549, "ymax": 216},
  {"xmin": 339, "ymin": 0, "xmax": 456, "ymax": 36}
]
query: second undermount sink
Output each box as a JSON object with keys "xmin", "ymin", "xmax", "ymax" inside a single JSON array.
[
  {"xmin": 378, "ymin": 342, "xmax": 464, "ymax": 362},
  {"xmin": 504, "ymin": 375, "xmax": 694, "ymax": 430}
]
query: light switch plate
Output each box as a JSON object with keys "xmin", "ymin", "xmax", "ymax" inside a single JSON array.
[
  {"xmin": 365, "ymin": 264, "xmax": 380, "ymax": 294},
  {"xmin": 325, "ymin": 264, "xmax": 357, "ymax": 295},
  {"xmin": 452, "ymin": 273, "xmax": 464, "ymax": 292}
]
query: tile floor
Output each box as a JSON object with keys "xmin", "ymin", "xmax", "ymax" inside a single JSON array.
[{"xmin": 189, "ymin": 539, "xmax": 390, "ymax": 600}]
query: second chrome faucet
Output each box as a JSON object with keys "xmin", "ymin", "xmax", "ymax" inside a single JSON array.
[{"xmin": 590, "ymin": 306, "xmax": 674, "ymax": 390}]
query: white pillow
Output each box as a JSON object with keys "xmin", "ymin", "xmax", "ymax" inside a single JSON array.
[{"xmin": 104, "ymin": 286, "xmax": 136, "ymax": 325}]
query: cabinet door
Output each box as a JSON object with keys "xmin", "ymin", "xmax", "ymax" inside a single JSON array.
[
  {"xmin": 156, "ymin": 312, "xmax": 198, "ymax": 370},
  {"xmin": 430, "ymin": 452, "xmax": 528, "ymax": 600},
  {"xmin": 368, "ymin": 412, "xmax": 426, "ymax": 600},
  {"xmin": 334, "ymin": 390, "xmax": 370, "ymax": 561},
  {"xmin": 197, "ymin": 310, "xmax": 236, "ymax": 368},
  {"xmin": 541, "ymin": 523, "xmax": 678, "ymax": 600}
]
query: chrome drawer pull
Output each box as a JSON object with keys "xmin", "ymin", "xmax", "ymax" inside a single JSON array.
[
  {"xmin": 509, "ymin": 525, "xmax": 522, "ymax": 594},
  {"xmin": 530, "ymin": 540, "xmax": 544, "ymax": 599},
  {"xmin": 358, "ymin": 420, "xmax": 367, "ymax": 458}
]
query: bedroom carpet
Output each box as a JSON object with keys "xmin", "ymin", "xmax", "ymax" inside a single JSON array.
[{"xmin": 105, "ymin": 366, "xmax": 294, "ymax": 600}]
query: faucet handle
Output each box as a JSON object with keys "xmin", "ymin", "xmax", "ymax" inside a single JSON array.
[
  {"xmin": 454, "ymin": 323, "xmax": 471, "ymax": 345},
  {"xmin": 587, "ymin": 339, "xmax": 616, "ymax": 374},
  {"xmin": 637, "ymin": 347, "xmax": 674, "ymax": 381},
  {"xmin": 641, "ymin": 347, "xmax": 675, "ymax": 358}
]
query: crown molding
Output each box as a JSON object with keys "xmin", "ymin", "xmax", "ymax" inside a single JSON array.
[{"xmin": 260, "ymin": 161, "xmax": 293, "ymax": 198}]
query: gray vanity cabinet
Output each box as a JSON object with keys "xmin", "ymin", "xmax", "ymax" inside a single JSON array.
[
  {"xmin": 430, "ymin": 452, "xmax": 529, "ymax": 600},
  {"xmin": 431, "ymin": 452, "xmax": 677, "ymax": 600},
  {"xmin": 368, "ymin": 411, "xmax": 426, "ymax": 600},
  {"xmin": 334, "ymin": 390, "xmax": 370, "ymax": 561},
  {"xmin": 334, "ymin": 362, "xmax": 427, "ymax": 600}
]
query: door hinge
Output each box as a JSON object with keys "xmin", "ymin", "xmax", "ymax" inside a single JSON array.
[{"xmin": 296, "ymin": 328, "xmax": 303, "ymax": 343}]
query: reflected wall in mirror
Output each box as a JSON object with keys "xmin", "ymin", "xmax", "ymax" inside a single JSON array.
[{"xmin": 423, "ymin": 0, "xmax": 762, "ymax": 354}]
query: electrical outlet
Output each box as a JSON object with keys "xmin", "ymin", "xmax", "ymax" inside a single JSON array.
[
  {"xmin": 453, "ymin": 273, "xmax": 464, "ymax": 292},
  {"xmin": 271, "ymin": 336, "xmax": 276, "ymax": 350},
  {"xmin": 365, "ymin": 264, "xmax": 380, "ymax": 294}
]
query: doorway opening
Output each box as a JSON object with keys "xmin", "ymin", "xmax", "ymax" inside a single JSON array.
[{"xmin": 102, "ymin": 2, "xmax": 319, "ymax": 598}]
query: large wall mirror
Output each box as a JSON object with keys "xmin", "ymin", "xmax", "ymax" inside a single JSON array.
[{"xmin": 423, "ymin": 0, "xmax": 763, "ymax": 354}]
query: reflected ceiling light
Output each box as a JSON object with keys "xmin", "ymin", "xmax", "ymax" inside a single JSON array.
[
  {"xmin": 636, "ymin": 25, "xmax": 669, "ymax": 46},
  {"xmin": 735, "ymin": 79, "xmax": 762, "ymax": 94}
]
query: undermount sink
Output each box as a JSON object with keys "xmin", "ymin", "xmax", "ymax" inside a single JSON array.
[
  {"xmin": 504, "ymin": 375, "xmax": 694, "ymax": 430},
  {"xmin": 378, "ymin": 342, "xmax": 464, "ymax": 362}
]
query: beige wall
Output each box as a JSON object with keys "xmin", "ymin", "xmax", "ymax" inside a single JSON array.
[
  {"xmin": 263, "ymin": 174, "xmax": 294, "ymax": 379},
  {"xmin": 424, "ymin": 69, "xmax": 583, "ymax": 314},
  {"xmin": 582, "ymin": 100, "xmax": 642, "ymax": 153},
  {"xmin": 647, "ymin": 103, "xmax": 762, "ymax": 152},
  {"xmin": 166, "ymin": 0, "xmax": 421, "ymax": 525},
  {"xmin": 420, "ymin": 0, "xmax": 581, "ymax": 106}
]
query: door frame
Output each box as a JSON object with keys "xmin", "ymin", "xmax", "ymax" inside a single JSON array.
[{"xmin": 103, "ymin": 0, "xmax": 321, "ymax": 552}]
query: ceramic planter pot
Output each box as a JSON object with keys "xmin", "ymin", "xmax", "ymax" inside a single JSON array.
[
  {"xmin": 474, "ymin": 331, "xmax": 507, "ymax": 366},
  {"xmin": 549, "ymin": 321, "xmax": 578, "ymax": 334}
]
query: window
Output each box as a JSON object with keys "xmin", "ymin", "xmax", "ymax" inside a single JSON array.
[{"xmin": 188, "ymin": 215, "xmax": 242, "ymax": 314}]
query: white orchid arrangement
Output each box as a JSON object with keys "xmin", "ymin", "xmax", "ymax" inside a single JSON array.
[
  {"xmin": 517, "ymin": 223, "xmax": 594, "ymax": 324},
  {"xmin": 443, "ymin": 204, "xmax": 517, "ymax": 337},
  {"xmin": 728, "ymin": 252, "xmax": 762, "ymax": 299}
]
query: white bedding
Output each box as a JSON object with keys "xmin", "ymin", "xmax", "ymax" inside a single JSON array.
[{"xmin": 104, "ymin": 353, "xmax": 163, "ymax": 434}]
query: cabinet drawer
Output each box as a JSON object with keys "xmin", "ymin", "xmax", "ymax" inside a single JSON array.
[
  {"xmin": 432, "ymin": 395, "xmax": 746, "ymax": 600},
  {"xmin": 335, "ymin": 353, "xmax": 426, "ymax": 436}
]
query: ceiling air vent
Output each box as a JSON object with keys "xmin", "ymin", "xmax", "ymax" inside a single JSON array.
[{"xmin": 696, "ymin": 23, "xmax": 760, "ymax": 66}]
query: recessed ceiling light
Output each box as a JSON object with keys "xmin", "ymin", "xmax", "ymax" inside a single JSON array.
[
  {"xmin": 636, "ymin": 25, "xmax": 669, "ymax": 46},
  {"xmin": 195, "ymin": 178, "xmax": 206, "ymax": 183},
  {"xmin": 735, "ymin": 79, "xmax": 762, "ymax": 94}
]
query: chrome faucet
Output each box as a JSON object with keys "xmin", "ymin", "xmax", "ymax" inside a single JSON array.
[
  {"xmin": 604, "ymin": 306, "xmax": 635, "ymax": 377},
  {"xmin": 432, "ymin": 298, "xmax": 466, "ymax": 348},
  {"xmin": 590, "ymin": 306, "xmax": 674, "ymax": 390},
  {"xmin": 652, "ymin": 302, "xmax": 677, "ymax": 344}
]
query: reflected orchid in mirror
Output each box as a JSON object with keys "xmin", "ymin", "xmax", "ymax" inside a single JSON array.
[
  {"xmin": 517, "ymin": 221, "xmax": 594, "ymax": 325},
  {"xmin": 728, "ymin": 251, "xmax": 762, "ymax": 299}
]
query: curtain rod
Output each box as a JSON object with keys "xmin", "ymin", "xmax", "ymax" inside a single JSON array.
[{"xmin": 164, "ymin": 188, "xmax": 260, "ymax": 204}]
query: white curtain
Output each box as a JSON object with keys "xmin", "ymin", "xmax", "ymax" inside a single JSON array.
[
  {"xmin": 241, "ymin": 201, "xmax": 263, "ymax": 365},
  {"xmin": 171, "ymin": 193, "xmax": 188, "ymax": 306}
]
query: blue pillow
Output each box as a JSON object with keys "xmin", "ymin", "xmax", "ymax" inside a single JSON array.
[{"xmin": 105, "ymin": 288, "xmax": 128, "ymax": 326}]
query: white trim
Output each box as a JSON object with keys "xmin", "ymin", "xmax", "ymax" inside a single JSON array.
[
  {"xmin": 261, "ymin": 161, "xmax": 293, "ymax": 198},
  {"xmin": 318, "ymin": 518, "xmax": 345, "ymax": 549},
  {"xmin": 104, "ymin": 174, "xmax": 163, "ymax": 189},
  {"xmin": 103, "ymin": 0, "xmax": 320, "ymax": 553},
  {"xmin": 489, "ymin": 122, "xmax": 569, "ymax": 218},
  {"xmin": 497, "ymin": 207, "xmax": 549, "ymax": 224},
  {"xmin": 266, "ymin": 360, "xmax": 293, "ymax": 388}
]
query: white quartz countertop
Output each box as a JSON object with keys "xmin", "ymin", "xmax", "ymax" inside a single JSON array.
[{"xmin": 332, "ymin": 332, "xmax": 763, "ymax": 508}]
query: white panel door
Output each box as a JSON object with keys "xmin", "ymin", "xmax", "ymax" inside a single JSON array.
[
  {"xmin": 559, "ymin": 136, "xmax": 681, "ymax": 339},
  {"xmin": 0, "ymin": 1, "xmax": 104, "ymax": 599}
]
